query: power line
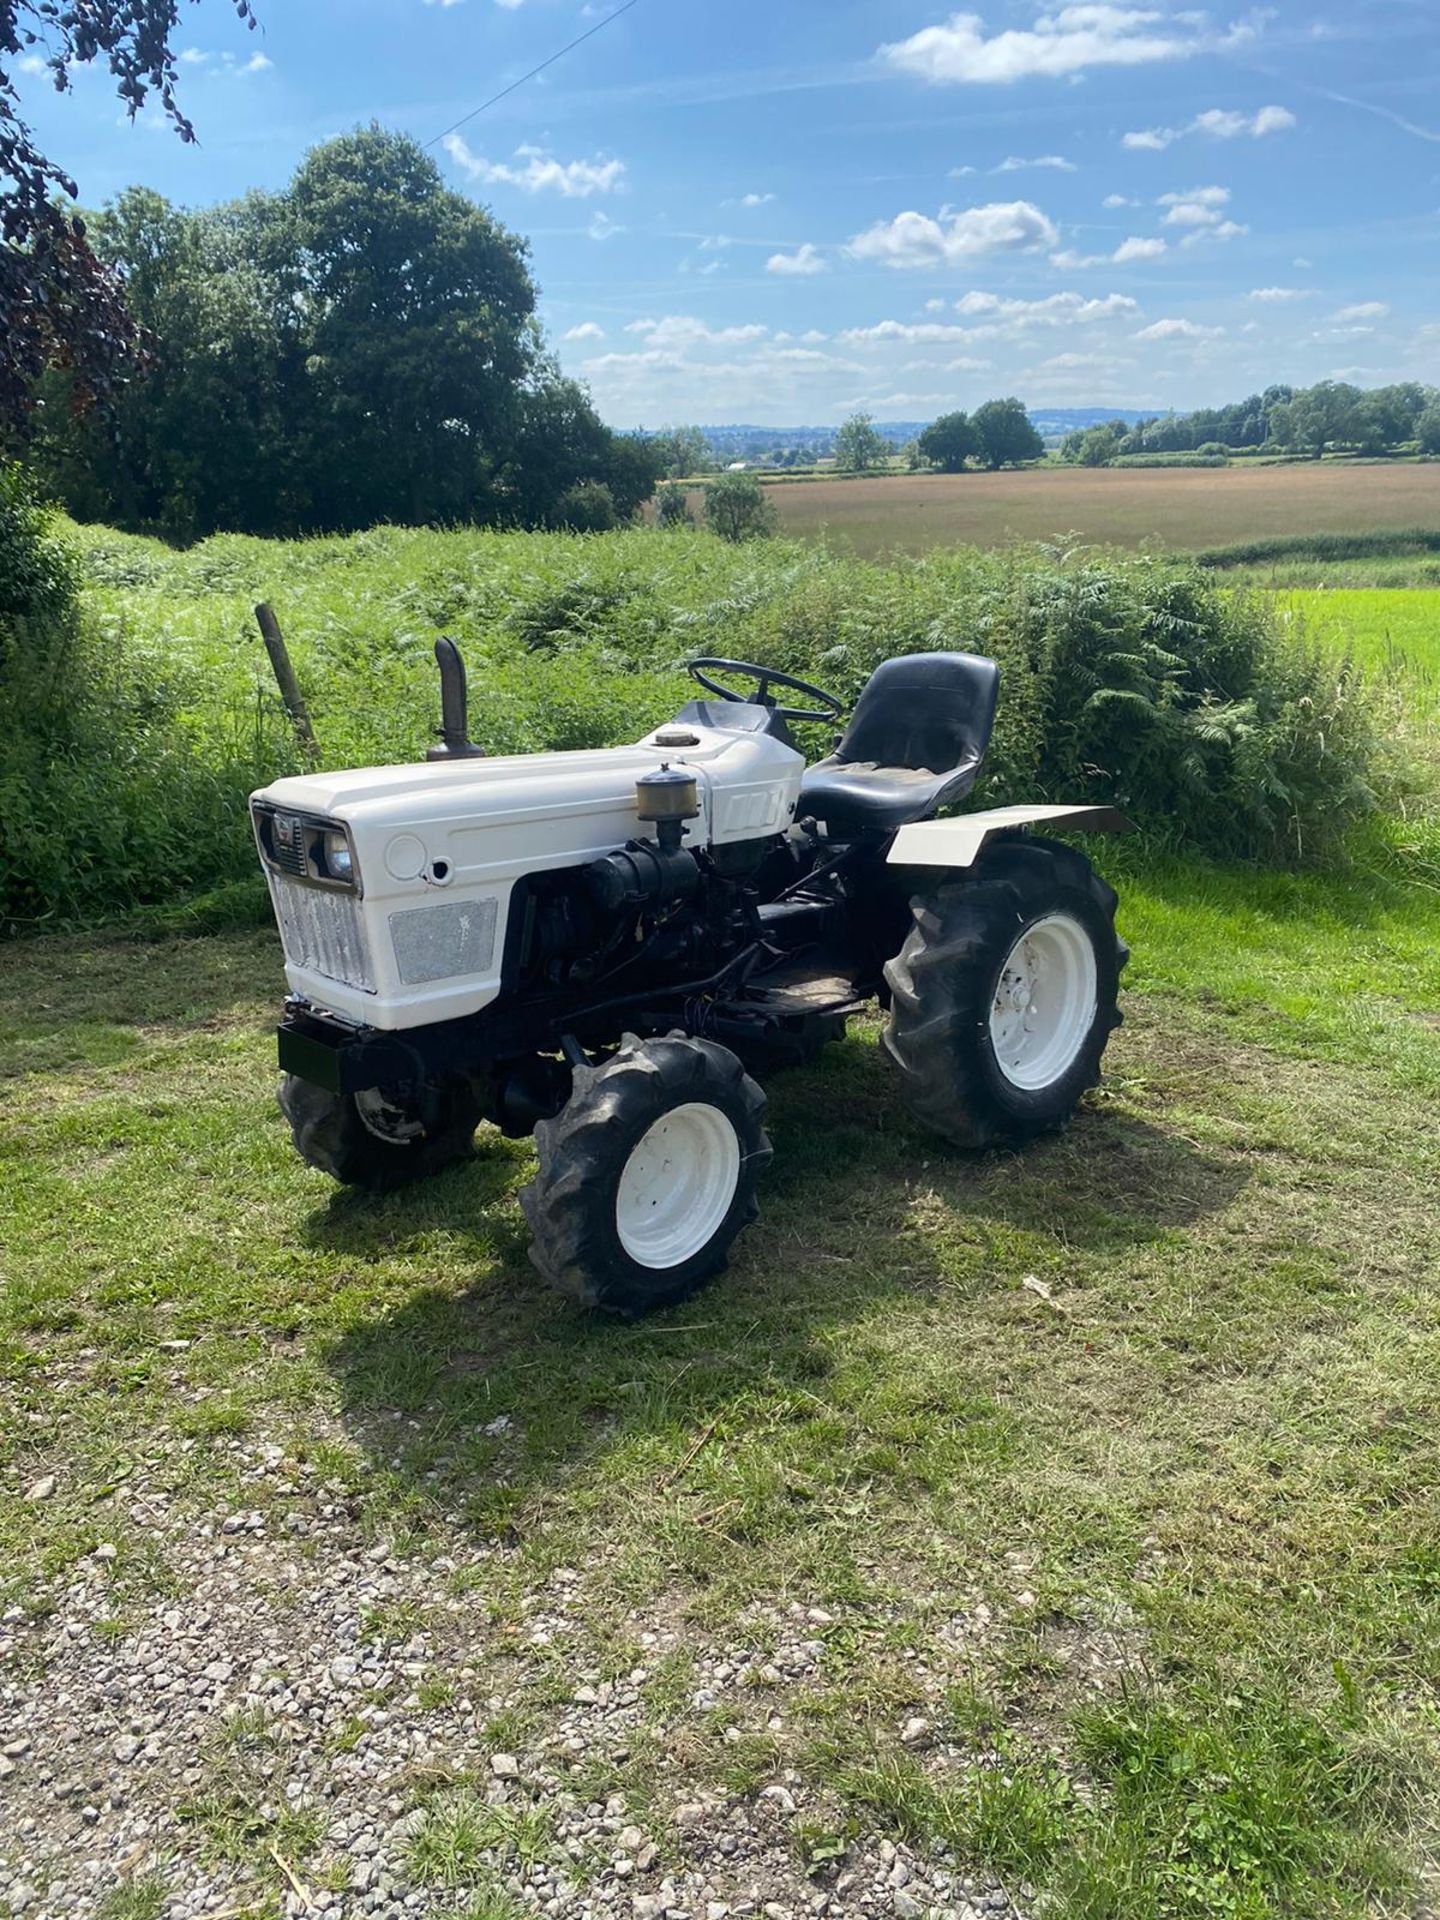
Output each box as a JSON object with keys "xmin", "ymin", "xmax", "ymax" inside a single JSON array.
[{"xmin": 424, "ymin": 0, "xmax": 645, "ymax": 151}]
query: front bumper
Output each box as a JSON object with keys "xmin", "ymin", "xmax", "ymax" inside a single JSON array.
[{"xmin": 278, "ymin": 1002, "xmax": 434, "ymax": 1098}]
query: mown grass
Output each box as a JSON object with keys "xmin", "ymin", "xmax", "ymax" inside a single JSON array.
[{"xmin": 4, "ymin": 839, "xmax": 1440, "ymax": 1914}]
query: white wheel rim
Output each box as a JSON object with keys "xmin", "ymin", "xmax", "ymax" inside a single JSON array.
[
  {"xmin": 615, "ymin": 1102, "xmax": 742, "ymax": 1269},
  {"xmin": 988, "ymin": 912, "xmax": 1099, "ymax": 1092}
]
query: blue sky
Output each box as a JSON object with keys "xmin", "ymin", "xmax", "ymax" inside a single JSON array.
[{"xmin": 12, "ymin": 0, "xmax": 1439, "ymax": 425}]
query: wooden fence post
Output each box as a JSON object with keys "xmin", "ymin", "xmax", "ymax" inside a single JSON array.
[{"xmin": 254, "ymin": 602, "xmax": 320, "ymax": 762}]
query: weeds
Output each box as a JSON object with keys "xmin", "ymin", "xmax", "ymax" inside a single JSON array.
[{"xmin": 3, "ymin": 519, "xmax": 1391, "ymax": 929}]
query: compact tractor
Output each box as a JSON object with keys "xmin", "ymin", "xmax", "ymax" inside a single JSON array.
[{"xmin": 252, "ymin": 643, "xmax": 1131, "ymax": 1314}]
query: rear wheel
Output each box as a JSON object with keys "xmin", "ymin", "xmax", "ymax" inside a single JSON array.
[
  {"xmin": 882, "ymin": 836, "xmax": 1125, "ymax": 1149},
  {"xmin": 279, "ymin": 1075, "xmax": 482, "ymax": 1189},
  {"xmin": 520, "ymin": 1032, "xmax": 770, "ymax": 1315}
]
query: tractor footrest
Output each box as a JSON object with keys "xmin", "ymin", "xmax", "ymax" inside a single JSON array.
[{"xmin": 741, "ymin": 964, "xmax": 868, "ymax": 1019}]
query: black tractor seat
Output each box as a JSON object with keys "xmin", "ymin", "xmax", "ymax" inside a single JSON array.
[{"xmin": 799, "ymin": 651, "xmax": 1000, "ymax": 835}]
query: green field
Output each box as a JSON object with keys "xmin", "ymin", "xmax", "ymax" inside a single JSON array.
[
  {"xmin": 3, "ymin": 535, "xmax": 1440, "ymax": 1917},
  {"xmin": 1287, "ymin": 588, "xmax": 1440, "ymax": 691}
]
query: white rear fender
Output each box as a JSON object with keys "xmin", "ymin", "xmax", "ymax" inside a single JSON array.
[{"xmin": 887, "ymin": 804, "xmax": 1135, "ymax": 869}]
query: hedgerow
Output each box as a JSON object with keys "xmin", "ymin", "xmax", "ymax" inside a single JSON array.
[{"xmin": 3, "ymin": 516, "xmax": 1382, "ymax": 929}]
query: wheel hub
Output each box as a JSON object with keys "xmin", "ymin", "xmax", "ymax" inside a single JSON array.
[
  {"xmin": 988, "ymin": 913, "xmax": 1099, "ymax": 1092},
  {"xmin": 615, "ymin": 1101, "xmax": 742, "ymax": 1269}
]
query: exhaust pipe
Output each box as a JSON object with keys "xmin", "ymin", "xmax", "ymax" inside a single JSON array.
[{"xmin": 427, "ymin": 636, "xmax": 485, "ymax": 761}]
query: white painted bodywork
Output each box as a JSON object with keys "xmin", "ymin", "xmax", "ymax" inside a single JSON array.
[
  {"xmin": 887, "ymin": 804, "xmax": 1134, "ymax": 869},
  {"xmin": 253, "ymin": 722, "xmax": 805, "ymax": 1031}
]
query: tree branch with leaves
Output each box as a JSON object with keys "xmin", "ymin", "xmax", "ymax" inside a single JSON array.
[{"xmin": 1, "ymin": 0, "xmax": 257, "ymax": 435}]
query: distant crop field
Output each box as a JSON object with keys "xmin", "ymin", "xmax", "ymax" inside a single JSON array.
[{"xmin": 764, "ymin": 462, "xmax": 1440, "ymax": 558}]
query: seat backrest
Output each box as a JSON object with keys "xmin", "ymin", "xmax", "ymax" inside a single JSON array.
[{"xmin": 836, "ymin": 652, "xmax": 1000, "ymax": 776}]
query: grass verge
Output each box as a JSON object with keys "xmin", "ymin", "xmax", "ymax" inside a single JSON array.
[{"xmin": 3, "ymin": 844, "xmax": 1440, "ymax": 1914}]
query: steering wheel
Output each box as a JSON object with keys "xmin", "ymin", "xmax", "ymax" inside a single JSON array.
[{"xmin": 687, "ymin": 656, "xmax": 843, "ymax": 725}]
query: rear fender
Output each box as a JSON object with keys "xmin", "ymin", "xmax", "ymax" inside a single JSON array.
[{"xmin": 887, "ymin": 804, "xmax": 1135, "ymax": 869}]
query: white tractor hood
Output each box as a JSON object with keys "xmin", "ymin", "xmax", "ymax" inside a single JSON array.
[{"xmin": 251, "ymin": 719, "xmax": 806, "ymax": 1030}]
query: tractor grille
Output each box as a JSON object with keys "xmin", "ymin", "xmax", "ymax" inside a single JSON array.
[{"xmin": 269, "ymin": 877, "xmax": 375, "ymax": 993}]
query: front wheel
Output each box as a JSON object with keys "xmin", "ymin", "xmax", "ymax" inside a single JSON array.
[
  {"xmin": 279, "ymin": 1075, "xmax": 482, "ymax": 1189},
  {"xmin": 520, "ymin": 1032, "xmax": 770, "ymax": 1315},
  {"xmin": 882, "ymin": 836, "xmax": 1126, "ymax": 1150}
]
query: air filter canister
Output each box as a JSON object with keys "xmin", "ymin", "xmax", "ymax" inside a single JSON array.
[{"xmin": 635, "ymin": 763, "xmax": 699, "ymax": 824}]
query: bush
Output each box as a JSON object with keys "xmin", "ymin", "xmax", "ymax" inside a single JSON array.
[
  {"xmin": 0, "ymin": 461, "xmax": 79, "ymax": 670},
  {"xmin": 550, "ymin": 482, "xmax": 618, "ymax": 533},
  {"xmin": 1112, "ymin": 451, "xmax": 1230, "ymax": 469},
  {"xmin": 704, "ymin": 472, "xmax": 777, "ymax": 543},
  {"xmin": 1197, "ymin": 528, "xmax": 1440, "ymax": 569},
  {"xmin": 655, "ymin": 482, "xmax": 693, "ymax": 529},
  {"xmin": 2, "ymin": 518, "xmax": 1383, "ymax": 929}
]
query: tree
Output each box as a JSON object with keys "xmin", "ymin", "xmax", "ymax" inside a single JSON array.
[
  {"xmin": 704, "ymin": 471, "xmax": 776, "ymax": 543},
  {"xmin": 552, "ymin": 481, "xmax": 617, "ymax": 533},
  {"xmin": 1061, "ymin": 420, "xmax": 1126, "ymax": 468},
  {"xmin": 835, "ymin": 411, "xmax": 888, "ymax": 472},
  {"xmin": 917, "ymin": 411, "xmax": 976, "ymax": 473},
  {"xmin": 23, "ymin": 129, "xmax": 658, "ymax": 536},
  {"xmin": 971, "ymin": 397, "xmax": 1044, "ymax": 470},
  {"xmin": 1, "ymin": 0, "xmax": 256, "ymax": 435},
  {"xmin": 655, "ymin": 481, "xmax": 693, "ymax": 528},
  {"xmin": 1269, "ymin": 382, "xmax": 1363, "ymax": 458},
  {"xmin": 651, "ymin": 426, "xmax": 710, "ymax": 479},
  {"xmin": 1417, "ymin": 404, "xmax": 1440, "ymax": 456}
]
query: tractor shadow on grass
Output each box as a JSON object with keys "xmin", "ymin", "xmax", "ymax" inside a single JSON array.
[{"xmin": 320, "ymin": 1026, "xmax": 1250, "ymax": 1538}]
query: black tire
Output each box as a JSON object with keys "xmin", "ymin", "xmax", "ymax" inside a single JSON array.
[
  {"xmin": 278, "ymin": 1074, "xmax": 482, "ymax": 1190},
  {"xmin": 520, "ymin": 1031, "xmax": 771, "ymax": 1316},
  {"xmin": 882, "ymin": 836, "xmax": 1126, "ymax": 1151}
]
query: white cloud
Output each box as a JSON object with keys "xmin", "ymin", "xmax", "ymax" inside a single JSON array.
[
  {"xmin": 1035, "ymin": 351, "xmax": 1132, "ymax": 369},
  {"xmin": 766, "ymin": 243, "xmax": 827, "ymax": 276},
  {"xmin": 1124, "ymin": 103, "xmax": 1294, "ymax": 150},
  {"xmin": 170, "ymin": 45, "xmax": 270, "ymax": 73},
  {"xmin": 949, "ymin": 164, "xmax": 978, "ymax": 177},
  {"xmin": 839, "ymin": 321, "xmax": 979, "ymax": 344},
  {"xmin": 878, "ymin": 6, "xmax": 1251, "ymax": 86},
  {"xmin": 17, "ymin": 50, "xmax": 48, "ymax": 73},
  {"xmin": 563, "ymin": 322, "xmax": 605, "ymax": 342},
  {"xmin": 625, "ymin": 316, "xmax": 768, "ymax": 347},
  {"xmin": 1177, "ymin": 218, "xmax": 1247, "ymax": 249},
  {"xmin": 847, "ymin": 200, "xmax": 1057, "ymax": 269},
  {"xmin": 442, "ymin": 134, "xmax": 625, "ymax": 197},
  {"xmin": 1103, "ymin": 193, "xmax": 1140, "ymax": 208},
  {"xmin": 1332, "ymin": 301, "xmax": 1390, "ymax": 322},
  {"xmin": 1050, "ymin": 235, "xmax": 1166, "ymax": 267},
  {"xmin": 954, "ymin": 289, "xmax": 1139, "ymax": 323},
  {"xmin": 924, "ymin": 297, "xmax": 948, "ymax": 311},
  {"xmin": 1113, "ymin": 234, "xmax": 1168, "ymax": 262},
  {"xmin": 1247, "ymin": 285, "xmax": 1307, "ymax": 301},
  {"xmin": 588, "ymin": 211, "xmax": 624, "ymax": 241},
  {"xmin": 740, "ymin": 192, "xmax": 775, "ymax": 208},
  {"xmin": 1158, "ymin": 184, "xmax": 1230, "ymax": 226},
  {"xmin": 946, "ymin": 356, "xmax": 994, "ymax": 370},
  {"xmin": 1134, "ymin": 317, "xmax": 1224, "ymax": 339},
  {"xmin": 994, "ymin": 153, "xmax": 1076, "ymax": 172}
]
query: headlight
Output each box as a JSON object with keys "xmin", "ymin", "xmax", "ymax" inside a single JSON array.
[{"xmin": 321, "ymin": 830, "xmax": 354, "ymax": 884}]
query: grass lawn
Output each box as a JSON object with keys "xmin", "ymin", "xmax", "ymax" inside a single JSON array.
[
  {"xmin": 761, "ymin": 465, "xmax": 1440, "ymax": 560},
  {"xmin": 4, "ymin": 844, "xmax": 1440, "ymax": 1917}
]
